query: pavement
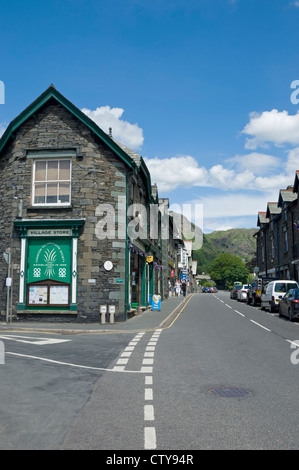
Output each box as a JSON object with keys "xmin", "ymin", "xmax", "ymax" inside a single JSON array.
[{"xmin": 0, "ymin": 294, "xmax": 194, "ymax": 335}]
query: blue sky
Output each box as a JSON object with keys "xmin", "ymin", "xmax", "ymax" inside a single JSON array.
[{"xmin": 1, "ymin": 0, "xmax": 299, "ymax": 232}]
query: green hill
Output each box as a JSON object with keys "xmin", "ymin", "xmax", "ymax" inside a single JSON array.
[{"xmin": 193, "ymin": 228, "xmax": 256, "ymax": 274}]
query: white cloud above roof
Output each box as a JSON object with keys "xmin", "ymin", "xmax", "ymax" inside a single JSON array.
[{"xmin": 81, "ymin": 105, "xmax": 144, "ymax": 150}]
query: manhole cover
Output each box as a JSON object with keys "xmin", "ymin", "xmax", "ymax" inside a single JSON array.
[{"xmin": 209, "ymin": 386, "xmax": 252, "ymax": 398}]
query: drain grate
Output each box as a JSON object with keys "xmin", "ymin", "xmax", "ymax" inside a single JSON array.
[{"xmin": 209, "ymin": 386, "xmax": 252, "ymax": 398}]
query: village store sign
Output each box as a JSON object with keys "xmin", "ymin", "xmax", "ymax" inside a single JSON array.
[{"xmin": 14, "ymin": 219, "xmax": 85, "ymax": 312}]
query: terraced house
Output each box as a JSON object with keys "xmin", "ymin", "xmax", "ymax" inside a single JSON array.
[
  {"xmin": 256, "ymin": 171, "xmax": 299, "ymax": 282},
  {"xmin": 0, "ymin": 85, "xmax": 184, "ymax": 323}
]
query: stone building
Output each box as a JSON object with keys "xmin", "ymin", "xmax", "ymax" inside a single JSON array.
[
  {"xmin": 255, "ymin": 171, "xmax": 299, "ymax": 282},
  {"xmin": 0, "ymin": 85, "xmax": 174, "ymax": 323}
]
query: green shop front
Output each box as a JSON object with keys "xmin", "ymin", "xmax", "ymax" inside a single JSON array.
[{"xmin": 14, "ymin": 219, "xmax": 85, "ymax": 314}]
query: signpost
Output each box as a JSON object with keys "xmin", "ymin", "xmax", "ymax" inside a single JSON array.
[{"xmin": 3, "ymin": 251, "xmax": 11, "ymax": 323}]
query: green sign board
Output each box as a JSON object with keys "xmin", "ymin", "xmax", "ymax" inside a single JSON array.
[{"xmin": 28, "ymin": 239, "xmax": 71, "ymax": 283}]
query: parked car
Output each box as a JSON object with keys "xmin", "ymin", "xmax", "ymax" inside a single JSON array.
[
  {"xmin": 261, "ymin": 280, "xmax": 299, "ymax": 312},
  {"xmin": 202, "ymin": 286, "xmax": 212, "ymax": 293},
  {"xmin": 230, "ymin": 284, "xmax": 242, "ymax": 299},
  {"xmin": 278, "ymin": 288, "xmax": 299, "ymax": 321},
  {"xmin": 211, "ymin": 286, "xmax": 218, "ymax": 293},
  {"xmin": 247, "ymin": 277, "xmax": 274, "ymax": 306},
  {"xmin": 237, "ymin": 284, "xmax": 249, "ymax": 302}
]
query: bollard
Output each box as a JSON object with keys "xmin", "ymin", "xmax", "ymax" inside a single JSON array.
[
  {"xmin": 100, "ymin": 305, "xmax": 107, "ymax": 324},
  {"xmin": 109, "ymin": 305, "xmax": 115, "ymax": 323}
]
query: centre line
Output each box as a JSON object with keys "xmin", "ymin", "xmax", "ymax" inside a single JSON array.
[
  {"xmin": 234, "ymin": 310, "xmax": 245, "ymax": 317},
  {"xmin": 250, "ymin": 320, "xmax": 271, "ymax": 332}
]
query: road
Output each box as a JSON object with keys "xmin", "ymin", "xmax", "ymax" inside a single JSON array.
[{"xmin": 1, "ymin": 291, "xmax": 299, "ymax": 451}]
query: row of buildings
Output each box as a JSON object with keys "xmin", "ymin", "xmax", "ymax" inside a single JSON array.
[
  {"xmin": 256, "ymin": 171, "xmax": 299, "ymax": 282},
  {"xmin": 0, "ymin": 85, "xmax": 197, "ymax": 323}
]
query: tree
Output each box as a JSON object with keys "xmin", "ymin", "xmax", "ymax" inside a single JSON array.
[{"xmin": 209, "ymin": 253, "xmax": 250, "ymax": 289}]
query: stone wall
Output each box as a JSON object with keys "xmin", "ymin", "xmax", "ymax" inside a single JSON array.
[{"xmin": 0, "ymin": 99, "xmax": 129, "ymax": 322}]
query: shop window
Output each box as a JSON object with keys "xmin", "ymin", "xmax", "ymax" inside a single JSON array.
[
  {"xmin": 32, "ymin": 159, "xmax": 71, "ymax": 206},
  {"xmin": 27, "ymin": 279, "xmax": 70, "ymax": 307}
]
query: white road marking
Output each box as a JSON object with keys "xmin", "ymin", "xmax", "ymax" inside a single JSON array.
[
  {"xmin": 144, "ymin": 405, "xmax": 155, "ymax": 421},
  {"xmin": 116, "ymin": 358, "xmax": 129, "ymax": 365},
  {"xmin": 145, "ymin": 388, "xmax": 153, "ymax": 400},
  {"xmin": 225, "ymin": 304, "xmax": 232, "ymax": 309},
  {"xmin": 120, "ymin": 351, "xmax": 132, "ymax": 357},
  {"xmin": 141, "ymin": 366, "xmax": 153, "ymax": 373},
  {"xmin": 6, "ymin": 351, "xmax": 145, "ymax": 373},
  {"xmin": 144, "ymin": 427, "xmax": 156, "ymax": 449},
  {"xmin": 142, "ymin": 358, "xmax": 154, "ymax": 365},
  {"xmin": 234, "ymin": 310, "xmax": 245, "ymax": 317},
  {"xmin": 286, "ymin": 339, "xmax": 299, "ymax": 347},
  {"xmin": 250, "ymin": 320, "xmax": 271, "ymax": 332},
  {"xmin": 0, "ymin": 335, "xmax": 70, "ymax": 345}
]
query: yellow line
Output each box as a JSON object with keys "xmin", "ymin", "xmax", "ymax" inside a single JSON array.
[{"xmin": 161, "ymin": 294, "xmax": 194, "ymax": 330}]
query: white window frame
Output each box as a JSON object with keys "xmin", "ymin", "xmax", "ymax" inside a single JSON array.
[{"xmin": 32, "ymin": 158, "xmax": 72, "ymax": 207}]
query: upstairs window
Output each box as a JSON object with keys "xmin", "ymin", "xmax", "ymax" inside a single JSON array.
[{"xmin": 32, "ymin": 159, "xmax": 71, "ymax": 206}]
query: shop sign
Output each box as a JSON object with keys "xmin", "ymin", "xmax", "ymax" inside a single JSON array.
[
  {"xmin": 28, "ymin": 229, "xmax": 72, "ymax": 237},
  {"xmin": 28, "ymin": 239, "xmax": 71, "ymax": 283}
]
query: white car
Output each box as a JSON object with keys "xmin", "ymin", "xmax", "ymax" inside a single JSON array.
[
  {"xmin": 261, "ymin": 280, "xmax": 299, "ymax": 312},
  {"xmin": 237, "ymin": 284, "xmax": 249, "ymax": 302}
]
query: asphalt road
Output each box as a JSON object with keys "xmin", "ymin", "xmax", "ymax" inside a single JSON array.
[{"xmin": 1, "ymin": 291, "xmax": 299, "ymax": 450}]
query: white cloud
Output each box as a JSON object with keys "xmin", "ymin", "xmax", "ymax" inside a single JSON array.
[
  {"xmin": 144, "ymin": 143, "xmax": 299, "ymax": 199},
  {"xmin": 81, "ymin": 105, "xmax": 144, "ymax": 150},
  {"xmin": 145, "ymin": 154, "xmax": 281, "ymax": 193},
  {"xmin": 144, "ymin": 155, "xmax": 209, "ymax": 192},
  {"xmin": 285, "ymin": 147, "xmax": 299, "ymax": 175},
  {"xmin": 226, "ymin": 152, "xmax": 281, "ymax": 173},
  {"xmin": 242, "ymin": 109, "xmax": 299, "ymax": 149},
  {"xmin": 195, "ymin": 193, "xmax": 274, "ymax": 219},
  {"xmin": 186, "ymin": 192, "xmax": 276, "ymax": 232}
]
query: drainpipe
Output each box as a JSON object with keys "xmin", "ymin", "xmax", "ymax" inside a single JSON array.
[
  {"xmin": 276, "ymin": 220, "xmax": 280, "ymax": 278},
  {"xmin": 125, "ymin": 170, "xmax": 134, "ymax": 321}
]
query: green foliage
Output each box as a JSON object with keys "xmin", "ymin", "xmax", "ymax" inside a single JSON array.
[
  {"xmin": 209, "ymin": 253, "xmax": 250, "ymax": 289},
  {"xmin": 193, "ymin": 228, "xmax": 256, "ymax": 274}
]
